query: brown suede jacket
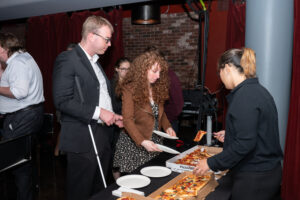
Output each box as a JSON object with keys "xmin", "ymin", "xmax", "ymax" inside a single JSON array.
[{"xmin": 122, "ymin": 85, "xmax": 171, "ymax": 146}]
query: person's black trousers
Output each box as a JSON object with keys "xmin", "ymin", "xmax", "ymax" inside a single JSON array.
[
  {"xmin": 206, "ymin": 164, "xmax": 282, "ymax": 200},
  {"xmin": 2, "ymin": 104, "xmax": 43, "ymax": 200},
  {"xmin": 65, "ymin": 124, "xmax": 113, "ymax": 200}
]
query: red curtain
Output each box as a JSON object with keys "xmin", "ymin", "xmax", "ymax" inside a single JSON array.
[
  {"xmin": 281, "ymin": 0, "xmax": 300, "ymax": 199},
  {"xmin": 225, "ymin": 1, "xmax": 246, "ymax": 49},
  {"xmin": 26, "ymin": 9, "xmax": 124, "ymax": 114}
]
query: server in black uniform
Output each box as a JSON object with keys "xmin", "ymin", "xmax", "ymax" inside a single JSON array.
[{"xmin": 193, "ymin": 48, "xmax": 283, "ymax": 200}]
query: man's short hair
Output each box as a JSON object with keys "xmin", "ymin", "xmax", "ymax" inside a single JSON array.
[
  {"xmin": 81, "ymin": 16, "xmax": 114, "ymax": 39},
  {"xmin": 0, "ymin": 32, "xmax": 25, "ymax": 57}
]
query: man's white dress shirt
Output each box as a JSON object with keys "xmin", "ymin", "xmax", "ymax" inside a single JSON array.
[
  {"xmin": 0, "ymin": 51, "xmax": 44, "ymax": 114},
  {"xmin": 79, "ymin": 45, "xmax": 113, "ymax": 123}
]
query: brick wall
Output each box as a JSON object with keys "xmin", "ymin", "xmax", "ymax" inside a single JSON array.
[{"xmin": 123, "ymin": 12, "xmax": 199, "ymax": 89}]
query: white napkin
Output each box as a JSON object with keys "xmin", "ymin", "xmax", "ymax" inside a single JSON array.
[{"xmin": 112, "ymin": 186, "xmax": 145, "ymax": 197}]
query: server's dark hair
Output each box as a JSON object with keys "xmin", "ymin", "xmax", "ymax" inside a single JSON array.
[{"xmin": 218, "ymin": 47, "xmax": 256, "ymax": 78}]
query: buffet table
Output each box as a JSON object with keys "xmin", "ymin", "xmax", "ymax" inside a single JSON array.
[{"xmin": 89, "ymin": 150, "xmax": 181, "ymax": 200}]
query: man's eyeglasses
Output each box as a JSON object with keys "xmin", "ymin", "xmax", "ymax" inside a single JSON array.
[{"xmin": 93, "ymin": 32, "xmax": 111, "ymax": 44}]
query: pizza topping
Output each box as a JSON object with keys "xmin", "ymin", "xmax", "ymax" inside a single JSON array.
[
  {"xmin": 155, "ymin": 174, "xmax": 211, "ymax": 200},
  {"xmin": 175, "ymin": 147, "xmax": 211, "ymax": 166}
]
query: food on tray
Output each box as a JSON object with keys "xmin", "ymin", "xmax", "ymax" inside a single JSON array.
[
  {"xmin": 117, "ymin": 197, "xmax": 136, "ymax": 200},
  {"xmin": 175, "ymin": 147, "xmax": 211, "ymax": 166},
  {"xmin": 155, "ymin": 174, "xmax": 211, "ymax": 200},
  {"xmin": 193, "ymin": 130, "xmax": 207, "ymax": 142}
]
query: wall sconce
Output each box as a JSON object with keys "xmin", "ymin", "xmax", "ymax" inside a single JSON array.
[{"xmin": 131, "ymin": 3, "xmax": 161, "ymax": 25}]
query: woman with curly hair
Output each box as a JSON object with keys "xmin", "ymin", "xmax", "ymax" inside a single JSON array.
[{"xmin": 113, "ymin": 49, "xmax": 176, "ymax": 173}]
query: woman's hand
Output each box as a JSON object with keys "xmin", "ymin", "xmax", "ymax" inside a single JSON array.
[
  {"xmin": 166, "ymin": 127, "xmax": 177, "ymax": 137},
  {"xmin": 141, "ymin": 140, "xmax": 162, "ymax": 152},
  {"xmin": 193, "ymin": 159, "xmax": 210, "ymax": 176},
  {"xmin": 213, "ymin": 130, "xmax": 225, "ymax": 143}
]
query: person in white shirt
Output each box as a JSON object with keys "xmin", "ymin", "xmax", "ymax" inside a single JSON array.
[{"xmin": 0, "ymin": 32, "xmax": 44, "ymax": 200}]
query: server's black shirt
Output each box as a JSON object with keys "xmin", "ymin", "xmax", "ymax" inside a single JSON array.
[{"xmin": 207, "ymin": 78, "xmax": 283, "ymax": 172}]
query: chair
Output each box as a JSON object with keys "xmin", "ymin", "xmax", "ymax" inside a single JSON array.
[
  {"xmin": 0, "ymin": 113, "xmax": 54, "ymax": 197},
  {"xmin": 36, "ymin": 112, "xmax": 54, "ymax": 160},
  {"xmin": 0, "ymin": 134, "xmax": 32, "ymax": 199},
  {"xmin": 34, "ymin": 113, "xmax": 56, "ymax": 195},
  {"xmin": 0, "ymin": 134, "xmax": 32, "ymax": 173}
]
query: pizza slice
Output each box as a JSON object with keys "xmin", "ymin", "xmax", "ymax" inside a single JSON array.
[
  {"xmin": 193, "ymin": 130, "xmax": 207, "ymax": 142},
  {"xmin": 178, "ymin": 174, "xmax": 210, "ymax": 197},
  {"xmin": 175, "ymin": 147, "xmax": 211, "ymax": 166},
  {"xmin": 155, "ymin": 173, "xmax": 211, "ymax": 200}
]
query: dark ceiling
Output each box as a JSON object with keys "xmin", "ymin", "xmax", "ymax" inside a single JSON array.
[{"xmin": 0, "ymin": 0, "xmax": 151, "ymax": 21}]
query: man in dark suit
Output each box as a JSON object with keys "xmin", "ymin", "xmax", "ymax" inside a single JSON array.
[{"xmin": 52, "ymin": 16, "xmax": 123, "ymax": 200}]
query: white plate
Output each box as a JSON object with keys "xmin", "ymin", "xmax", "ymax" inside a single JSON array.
[
  {"xmin": 116, "ymin": 174, "xmax": 150, "ymax": 189},
  {"xmin": 153, "ymin": 130, "xmax": 179, "ymax": 139},
  {"xmin": 156, "ymin": 144, "xmax": 180, "ymax": 154},
  {"xmin": 140, "ymin": 166, "xmax": 172, "ymax": 178}
]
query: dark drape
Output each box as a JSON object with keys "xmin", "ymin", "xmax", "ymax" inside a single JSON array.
[
  {"xmin": 225, "ymin": 1, "xmax": 246, "ymax": 49},
  {"xmin": 26, "ymin": 9, "xmax": 124, "ymax": 114},
  {"xmin": 281, "ymin": 0, "xmax": 300, "ymax": 199}
]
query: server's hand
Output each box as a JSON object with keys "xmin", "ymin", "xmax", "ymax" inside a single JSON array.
[
  {"xmin": 193, "ymin": 159, "xmax": 210, "ymax": 176},
  {"xmin": 213, "ymin": 130, "xmax": 225, "ymax": 143}
]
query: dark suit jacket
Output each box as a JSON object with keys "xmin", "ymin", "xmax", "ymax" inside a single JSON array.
[{"xmin": 53, "ymin": 45, "xmax": 114, "ymax": 153}]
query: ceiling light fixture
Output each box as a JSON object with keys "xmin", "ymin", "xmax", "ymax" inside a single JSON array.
[{"xmin": 131, "ymin": 3, "xmax": 161, "ymax": 25}]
